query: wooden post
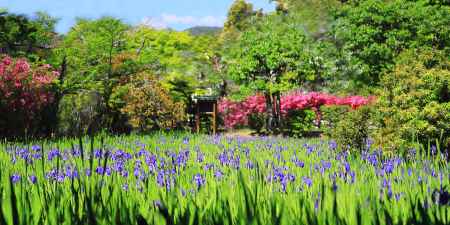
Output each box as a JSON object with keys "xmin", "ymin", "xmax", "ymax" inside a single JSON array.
[
  {"xmin": 212, "ymin": 102, "xmax": 217, "ymax": 135},
  {"xmin": 196, "ymin": 103, "xmax": 200, "ymax": 133}
]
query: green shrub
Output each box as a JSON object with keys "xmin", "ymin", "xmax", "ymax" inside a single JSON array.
[
  {"xmin": 282, "ymin": 109, "xmax": 316, "ymax": 137},
  {"xmin": 320, "ymin": 105, "xmax": 350, "ymax": 137},
  {"xmin": 373, "ymin": 49, "xmax": 450, "ymax": 151},
  {"xmin": 57, "ymin": 91, "xmax": 105, "ymax": 136},
  {"xmin": 330, "ymin": 106, "xmax": 373, "ymax": 152},
  {"xmin": 248, "ymin": 113, "xmax": 265, "ymax": 134}
]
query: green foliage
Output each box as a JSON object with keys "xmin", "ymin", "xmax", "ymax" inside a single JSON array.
[
  {"xmin": 0, "ymin": 11, "xmax": 57, "ymax": 61},
  {"xmin": 221, "ymin": 0, "xmax": 259, "ymax": 41},
  {"xmin": 55, "ymin": 18, "xmax": 218, "ymax": 134},
  {"xmin": 58, "ymin": 91, "xmax": 105, "ymax": 136},
  {"xmin": 273, "ymin": 0, "xmax": 342, "ymax": 37},
  {"xmin": 374, "ymin": 49, "xmax": 450, "ymax": 151},
  {"xmin": 330, "ymin": 106, "xmax": 373, "ymax": 152},
  {"xmin": 227, "ymin": 15, "xmax": 308, "ymax": 94},
  {"xmin": 248, "ymin": 113, "xmax": 265, "ymax": 134},
  {"xmin": 321, "ymin": 105, "xmax": 350, "ymax": 136},
  {"xmin": 121, "ymin": 72, "xmax": 185, "ymax": 131},
  {"xmin": 184, "ymin": 26, "xmax": 222, "ymax": 36},
  {"xmin": 333, "ymin": 0, "xmax": 450, "ymax": 87},
  {"xmin": 283, "ymin": 110, "xmax": 316, "ymax": 137}
]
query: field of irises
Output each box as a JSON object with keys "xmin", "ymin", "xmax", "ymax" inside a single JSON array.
[{"xmin": 0, "ymin": 134, "xmax": 448, "ymax": 225}]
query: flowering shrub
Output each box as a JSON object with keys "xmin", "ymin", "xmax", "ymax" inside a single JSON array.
[
  {"xmin": 121, "ymin": 72, "xmax": 185, "ymax": 131},
  {"xmin": 219, "ymin": 92, "xmax": 374, "ymax": 128},
  {"xmin": 0, "ymin": 55, "xmax": 59, "ymax": 136}
]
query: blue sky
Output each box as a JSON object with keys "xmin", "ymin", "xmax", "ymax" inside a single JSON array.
[{"xmin": 1, "ymin": 0, "xmax": 275, "ymax": 33}]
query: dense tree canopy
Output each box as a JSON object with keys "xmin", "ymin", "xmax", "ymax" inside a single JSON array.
[
  {"xmin": 333, "ymin": 0, "xmax": 450, "ymax": 87},
  {"xmin": 0, "ymin": 11, "xmax": 57, "ymax": 60}
]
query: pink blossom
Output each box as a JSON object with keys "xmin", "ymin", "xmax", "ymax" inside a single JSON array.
[
  {"xmin": 0, "ymin": 55, "xmax": 57, "ymax": 117},
  {"xmin": 219, "ymin": 92, "xmax": 375, "ymax": 128}
]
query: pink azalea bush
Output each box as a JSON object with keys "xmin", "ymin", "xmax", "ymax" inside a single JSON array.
[
  {"xmin": 0, "ymin": 55, "xmax": 59, "ymax": 134},
  {"xmin": 219, "ymin": 92, "xmax": 375, "ymax": 128}
]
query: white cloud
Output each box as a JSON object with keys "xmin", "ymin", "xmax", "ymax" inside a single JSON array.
[
  {"xmin": 141, "ymin": 17, "xmax": 168, "ymax": 29},
  {"xmin": 141, "ymin": 13, "xmax": 224, "ymax": 29}
]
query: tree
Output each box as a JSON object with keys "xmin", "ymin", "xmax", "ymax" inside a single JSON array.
[
  {"xmin": 332, "ymin": 0, "xmax": 450, "ymax": 87},
  {"xmin": 223, "ymin": 0, "xmax": 256, "ymax": 32},
  {"xmin": 227, "ymin": 15, "xmax": 309, "ymax": 132},
  {"xmin": 56, "ymin": 17, "xmax": 130, "ymax": 132},
  {"xmin": 374, "ymin": 49, "xmax": 450, "ymax": 151},
  {"xmin": 272, "ymin": 0, "xmax": 342, "ymax": 38},
  {"xmin": 0, "ymin": 11, "xmax": 58, "ymax": 60},
  {"xmin": 121, "ymin": 72, "xmax": 185, "ymax": 131}
]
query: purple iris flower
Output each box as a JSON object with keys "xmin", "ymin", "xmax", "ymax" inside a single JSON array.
[
  {"xmin": 193, "ymin": 174, "xmax": 206, "ymax": 188},
  {"xmin": 31, "ymin": 145, "xmax": 41, "ymax": 151},
  {"xmin": 431, "ymin": 145, "xmax": 437, "ymax": 155},
  {"xmin": 197, "ymin": 151, "xmax": 205, "ymax": 163},
  {"xmin": 395, "ymin": 193, "xmax": 401, "ymax": 201},
  {"xmin": 349, "ymin": 171, "xmax": 356, "ymax": 183},
  {"xmin": 47, "ymin": 149, "xmax": 60, "ymax": 161},
  {"xmin": 314, "ymin": 193, "xmax": 320, "ymax": 212},
  {"xmin": 94, "ymin": 149, "xmax": 102, "ymax": 158},
  {"xmin": 11, "ymin": 174, "xmax": 20, "ymax": 184},
  {"xmin": 105, "ymin": 167, "xmax": 112, "ymax": 176},
  {"xmin": 95, "ymin": 166, "xmax": 104, "ymax": 175},
  {"xmin": 332, "ymin": 180, "xmax": 338, "ymax": 192},
  {"xmin": 29, "ymin": 175, "xmax": 37, "ymax": 184},
  {"xmin": 157, "ymin": 170, "xmax": 165, "ymax": 186},
  {"xmin": 408, "ymin": 168, "xmax": 413, "ymax": 176},
  {"xmin": 287, "ymin": 173, "xmax": 296, "ymax": 182},
  {"xmin": 303, "ymin": 176, "xmax": 313, "ymax": 187},
  {"xmin": 387, "ymin": 187, "xmax": 393, "ymax": 199},
  {"xmin": 294, "ymin": 159, "xmax": 304, "ymax": 168},
  {"xmin": 329, "ymin": 141, "xmax": 337, "ymax": 150},
  {"xmin": 246, "ymin": 160, "xmax": 254, "ymax": 169},
  {"xmin": 344, "ymin": 162, "xmax": 351, "ymax": 173},
  {"xmin": 383, "ymin": 161, "xmax": 394, "ymax": 174},
  {"xmin": 306, "ymin": 145, "xmax": 314, "ymax": 154},
  {"xmin": 322, "ymin": 161, "xmax": 332, "ymax": 170},
  {"xmin": 32, "ymin": 153, "xmax": 42, "ymax": 159},
  {"xmin": 214, "ymin": 170, "xmax": 223, "ymax": 180}
]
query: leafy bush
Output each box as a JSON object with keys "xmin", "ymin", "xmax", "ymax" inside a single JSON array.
[
  {"xmin": 121, "ymin": 72, "xmax": 185, "ymax": 132},
  {"xmin": 330, "ymin": 106, "xmax": 373, "ymax": 152},
  {"xmin": 57, "ymin": 91, "xmax": 105, "ymax": 136},
  {"xmin": 0, "ymin": 55, "xmax": 58, "ymax": 137},
  {"xmin": 373, "ymin": 50, "xmax": 450, "ymax": 151},
  {"xmin": 248, "ymin": 113, "xmax": 265, "ymax": 134},
  {"xmin": 320, "ymin": 105, "xmax": 350, "ymax": 137},
  {"xmin": 283, "ymin": 109, "xmax": 316, "ymax": 137}
]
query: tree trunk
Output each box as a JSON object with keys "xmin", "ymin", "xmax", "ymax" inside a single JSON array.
[
  {"xmin": 275, "ymin": 92, "xmax": 282, "ymax": 132},
  {"xmin": 313, "ymin": 107, "xmax": 322, "ymax": 129},
  {"xmin": 265, "ymin": 92, "xmax": 274, "ymax": 133},
  {"xmin": 51, "ymin": 56, "xmax": 67, "ymax": 136}
]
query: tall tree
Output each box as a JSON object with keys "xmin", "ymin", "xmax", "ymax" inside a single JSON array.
[
  {"xmin": 0, "ymin": 11, "xmax": 57, "ymax": 60},
  {"xmin": 56, "ymin": 17, "xmax": 130, "ymax": 132},
  {"xmin": 221, "ymin": 0, "xmax": 260, "ymax": 42},
  {"xmin": 227, "ymin": 15, "xmax": 309, "ymax": 132},
  {"xmin": 272, "ymin": 0, "xmax": 342, "ymax": 38}
]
